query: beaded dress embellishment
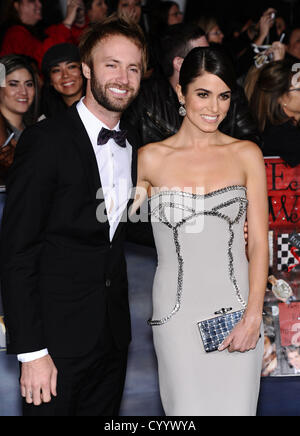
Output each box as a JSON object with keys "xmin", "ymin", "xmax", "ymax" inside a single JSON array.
[{"xmin": 148, "ymin": 185, "xmax": 248, "ymax": 326}]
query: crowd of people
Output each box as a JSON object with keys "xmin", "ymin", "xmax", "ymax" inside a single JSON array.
[{"xmin": 0, "ymin": 0, "xmax": 299, "ymax": 184}]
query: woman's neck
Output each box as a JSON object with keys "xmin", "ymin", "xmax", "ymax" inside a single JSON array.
[
  {"xmin": 177, "ymin": 116, "xmax": 222, "ymax": 149},
  {"xmin": 62, "ymin": 90, "xmax": 84, "ymax": 108}
]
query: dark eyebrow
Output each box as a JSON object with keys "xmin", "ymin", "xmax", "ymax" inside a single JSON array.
[
  {"xmin": 195, "ymin": 88, "xmax": 211, "ymax": 93},
  {"xmin": 7, "ymin": 79, "xmax": 33, "ymax": 84},
  {"xmin": 51, "ymin": 61, "xmax": 77, "ymax": 68},
  {"xmin": 195, "ymin": 88, "xmax": 231, "ymax": 94}
]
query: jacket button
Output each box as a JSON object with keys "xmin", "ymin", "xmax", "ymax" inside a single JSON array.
[{"xmin": 105, "ymin": 279, "xmax": 111, "ymax": 288}]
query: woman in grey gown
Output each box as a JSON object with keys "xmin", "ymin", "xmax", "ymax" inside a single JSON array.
[{"xmin": 134, "ymin": 47, "xmax": 269, "ymax": 416}]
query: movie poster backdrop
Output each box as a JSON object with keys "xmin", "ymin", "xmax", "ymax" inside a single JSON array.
[{"xmin": 263, "ymin": 158, "xmax": 300, "ymax": 377}]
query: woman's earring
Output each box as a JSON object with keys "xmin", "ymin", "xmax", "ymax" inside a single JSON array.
[{"xmin": 179, "ymin": 102, "xmax": 186, "ymax": 117}]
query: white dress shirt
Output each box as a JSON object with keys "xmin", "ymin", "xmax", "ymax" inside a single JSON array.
[
  {"xmin": 77, "ymin": 98, "xmax": 133, "ymax": 241},
  {"xmin": 17, "ymin": 98, "xmax": 133, "ymax": 363}
]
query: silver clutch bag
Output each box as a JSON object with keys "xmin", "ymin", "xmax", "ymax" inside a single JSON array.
[{"xmin": 197, "ymin": 309, "xmax": 245, "ymax": 353}]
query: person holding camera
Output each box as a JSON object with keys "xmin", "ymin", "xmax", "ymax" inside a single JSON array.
[
  {"xmin": 233, "ymin": 8, "xmax": 281, "ymax": 77},
  {"xmin": 0, "ymin": 0, "xmax": 85, "ymax": 69}
]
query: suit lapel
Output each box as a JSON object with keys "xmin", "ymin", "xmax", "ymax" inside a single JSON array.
[
  {"xmin": 111, "ymin": 122, "xmax": 138, "ymax": 242},
  {"xmin": 111, "ymin": 145, "xmax": 138, "ymax": 243},
  {"xmin": 65, "ymin": 104, "xmax": 110, "ymax": 236},
  {"xmin": 65, "ymin": 106, "xmax": 139, "ymax": 242},
  {"xmin": 122, "ymin": 119, "xmax": 138, "ymax": 189},
  {"xmin": 66, "ymin": 104, "xmax": 101, "ymax": 195}
]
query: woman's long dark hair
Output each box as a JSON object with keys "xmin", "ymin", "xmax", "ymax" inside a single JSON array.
[
  {"xmin": 179, "ymin": 46, "xmax": 261, "ymax": 144},
  {"xmin": 179, "ymin": 46, "xmax": 237, "ymax": 94}
]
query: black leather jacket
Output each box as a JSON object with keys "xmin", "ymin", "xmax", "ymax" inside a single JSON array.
[
  {"xmin": 122, "ymin": 73, "xmax": 261, "ymax": 148},
  {"xmin": 122, "ymin": 74, "xmax": 181, "ymax": 147}
]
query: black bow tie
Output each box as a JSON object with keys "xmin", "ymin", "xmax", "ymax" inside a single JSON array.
[{"xmin": 97, "ymin": 127, "xmax": 127, "ymax": 148}]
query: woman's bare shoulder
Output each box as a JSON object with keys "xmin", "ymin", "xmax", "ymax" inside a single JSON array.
[
  {"xmin": 235, "ymin": 140, "xmax": 263, "ymax": 160},
  {"xmin": 138, "ymin": 140, "xmax": 170, "ymax": 162}
]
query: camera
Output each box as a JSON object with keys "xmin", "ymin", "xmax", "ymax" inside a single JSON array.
[{"xmin": 270, "ymin": 12, "xmax": 276, "ymax": 20}]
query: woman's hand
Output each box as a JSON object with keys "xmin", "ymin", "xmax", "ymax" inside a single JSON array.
[
  {"xmin": 266, "ymin": 41, "xmax": 286, "ymax": 61},
  {"xmin": 218, "ymin": 314, "xmax": 262, "ymax": 353},
  {"xmin": 73, "ymin": 0, "xmax": 86, "ymax": 27},
  {"xmin": 119, "ymin": 8, "xmax": 137, "ymax": 22},
  {"xmin": 254, "ymin": 8, "xmax": 277, "ymax": 45},
  {"xmin": 258, "ymin": 8, "xmax": 276, "ymax": 39}
]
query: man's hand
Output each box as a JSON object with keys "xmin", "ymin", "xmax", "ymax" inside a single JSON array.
[{"xmin": 20, "ymin": 355, "xmax": 58, "ymax": 406}]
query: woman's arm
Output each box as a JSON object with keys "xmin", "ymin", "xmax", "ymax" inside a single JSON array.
[
  {"xmin": 126, "ymin": 145, "xmax": 156, "ymax": 248},
  {"xmin": 129, "ymin": 145, "xmax": 153, "ymax": 217},
  {"xmin": 219, "ymin": 142, "xmax": 269, "ymax": 353}
]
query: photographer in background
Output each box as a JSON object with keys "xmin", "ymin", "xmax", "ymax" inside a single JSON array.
[
  {"xmin": 229, "ymin": 7, "xmax": 281, "ymax": 78},
  {"xmin": 254, "ymin": 7, "xmax": 278, "ymax": 46},
  {"xmin": 0, "ymin": 0, "xmax": 86, "ymax": 69}
]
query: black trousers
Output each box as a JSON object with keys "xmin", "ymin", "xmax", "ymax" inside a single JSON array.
[{"xmin": 22, "ymin": 326, "xmax": 128, "ymax": 416}]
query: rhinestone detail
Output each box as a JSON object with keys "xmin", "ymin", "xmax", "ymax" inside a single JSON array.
[{"xmin": 148, "ymin": 186, "xmax": 248, "ymax": 326}]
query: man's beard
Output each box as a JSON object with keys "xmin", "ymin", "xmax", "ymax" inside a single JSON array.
[{"xmin": 90, "ymin": 66, "xmax": 138, "ymax": 113}]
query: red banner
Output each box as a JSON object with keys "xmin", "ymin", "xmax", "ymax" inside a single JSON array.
[
  {"xmin": 266, "ymin": 158, "xmax": 300, "ymax": 229},
  {"xmin": 262, "ymin": 158, "xmax": 300, "ymax": 376},
  {"xmin": 278, "ymin": 302, "xmax": 300, "ymax": 347}
]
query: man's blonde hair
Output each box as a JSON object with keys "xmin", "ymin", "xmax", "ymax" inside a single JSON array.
[{"xmin": 79, "ymin": 14, "xmax": 148, "ymax": 75}]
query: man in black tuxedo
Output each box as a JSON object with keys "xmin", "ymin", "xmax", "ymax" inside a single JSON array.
[{"xmin": 0, "ymin": 15, "xmax": 150, "ymax": 416}]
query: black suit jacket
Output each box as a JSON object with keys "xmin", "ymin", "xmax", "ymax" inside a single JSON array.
[{"xmin": 0, "ymin": 104, "xmax": 151, "ymax": 358}]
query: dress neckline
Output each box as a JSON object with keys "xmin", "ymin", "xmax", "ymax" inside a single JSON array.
[{"xmin": 149, "ymin": 185, "xmax": 247, "ymax": 201}]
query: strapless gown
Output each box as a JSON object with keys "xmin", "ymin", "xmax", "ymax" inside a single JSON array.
[{"xmin": 149, "ymin": 185, "xmax": 263, "ymax": 416}]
